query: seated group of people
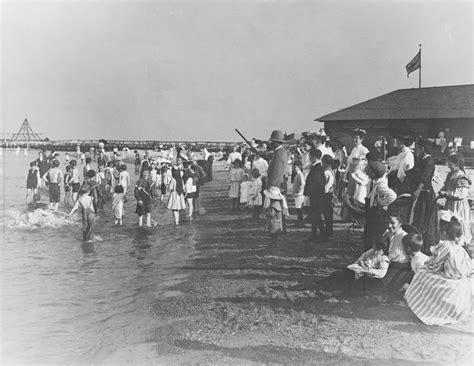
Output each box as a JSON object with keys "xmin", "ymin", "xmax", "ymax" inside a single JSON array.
[{"xmin": 337, "ymin": 209, "xmax": 473, "ymax": 326}]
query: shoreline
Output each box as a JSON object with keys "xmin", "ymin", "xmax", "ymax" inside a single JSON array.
[{"xmin": 104, "ymin": 163, "xmax": 473, "ymax": 365}]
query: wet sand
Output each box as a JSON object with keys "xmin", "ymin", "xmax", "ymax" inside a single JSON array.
[{"xmin": 105, "ymin": 162, "xmax": 473, "ymax": 366}]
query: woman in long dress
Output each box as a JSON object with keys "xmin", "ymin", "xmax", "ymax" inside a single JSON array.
[
  {"xmin": 438, "ymin": 154, "xmax": 472, "ymax": 244},
  {"xmin": 341, "ymin": 128, "xmax": 369, "ymax": 221},
  {"xmin": 405, "ymin": 214, "xmax": 473, "ymax": 325},
  {"xmin": 410, "ymin": 138, "xmax": 439, "ymax": 252}
]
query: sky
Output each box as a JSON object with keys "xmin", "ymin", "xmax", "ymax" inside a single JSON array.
[{"xmin": 1, "ymin": 1, "xmax": 473, "ymax": 141}]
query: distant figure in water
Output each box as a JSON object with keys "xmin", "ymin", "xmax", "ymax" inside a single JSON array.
[
  {"xmin": 42, "ymin": 159, "xmax": 63, "ymax": 211},
  {"xmin": 112, "ymin": 184, "xmax": 124, "ymax": 226},
  {"xmin": 25, "ymin": 161, "xmax": 39, "ymax": 204},
  {"xmin": 24, "ymin": 147, "xmax": 28, "ymax": 157},
  {"xmin": 66, "ymin": 185, "xmax": 97, "ymax": 242},
  {"xmin": 134, "ymin": 169, "xmax": 152, "ymax": 227}
]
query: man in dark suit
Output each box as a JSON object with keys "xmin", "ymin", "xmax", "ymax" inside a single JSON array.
[
  {"xmin": 303, "ymin": 149, "xmax": 327, "ymax": 242},
  {"xmin": 266, "ymin": 130, "xmax": 288, "ymax": 191}
]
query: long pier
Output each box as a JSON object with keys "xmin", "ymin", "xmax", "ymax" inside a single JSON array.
[{"xmin": 1, "ymin": 139, "xmax": 239, "ymax": 152}]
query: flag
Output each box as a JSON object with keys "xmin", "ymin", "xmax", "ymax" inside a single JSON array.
[{"xmin": 406, "ymin": 51, "xmax": 421, "ymax": 77}]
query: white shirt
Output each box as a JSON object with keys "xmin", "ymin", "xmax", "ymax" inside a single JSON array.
[
  {"xmin": 388, "ymin": 146, "xmax": 414, "ymax": 182},
  {"xmin": 317, "ymin": 144, "xmax": 335, "ymax": 159},
  {"xmin": 253, "ymin": 158, "xmax": 268, "ymax": 178},
  {"xmin": 411, "ymin": 251, "xmax": 429, "ymax": 273},
  {"xmin": 228, "ymin": 152, "xmax": 242, "ymax": 164},
  {"xmin": 347, "ymin": 144, "xmax": 369, "ymax": 167}
]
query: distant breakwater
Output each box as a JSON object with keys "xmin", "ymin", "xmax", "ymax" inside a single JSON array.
[{"xmin": 1, "ymin": 139, "xmax": 239, "ymax": 152}]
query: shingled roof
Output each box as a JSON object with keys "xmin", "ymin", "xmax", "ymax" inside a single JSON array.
[{"xmin": 317, "ymin": 84, "xmax": 474, "ymax": 122}]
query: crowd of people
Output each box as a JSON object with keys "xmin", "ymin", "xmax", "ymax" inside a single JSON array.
[
  {"xmin": 21, "ymin": 128, "xmax": 472, "ymax": 326},
  {"xmin": 224, "ymin": 128, "xmax": 472, "ymax": 326},
  {"xmin": 24, "ymin": 146, "xmax": 214, "ymax": 241}
]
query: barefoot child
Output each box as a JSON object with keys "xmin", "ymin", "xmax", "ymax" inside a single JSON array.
[
  {"xmin": 167, "ymin": 167, "xmax": 186, "ymax": 225},
  {"xmin": 112, "ymin": 185, "xmax": 124, "ymax": 225},
  {"xmin": 229, "ymin": 159, "xmax": 244, "ymax": 209},
  {"xmin": 134, "ymin": 169, "xmax": 152, "ymax": 227},
  {"xmin": 25, "ymin": 161, "xmax": 39, "ymax": 204},
  {"xmin": 64, "ymin": 165, "xmax": 73, "ymax": 205},
  {"xmin": 249, "ymin": 168, "xmax": 263, "ymax": 219},
  {"xmin": 66, "ymin": 185, "xmax": 96, "ymax": 242}
]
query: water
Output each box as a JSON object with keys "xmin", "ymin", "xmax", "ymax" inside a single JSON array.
[{"xmin": 0, "ymin": 149, "xmax": 196, "ymax": 364}]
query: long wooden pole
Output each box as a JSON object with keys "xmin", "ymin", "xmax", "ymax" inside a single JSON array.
[{"xmin": 419, "ymin": 44, "xmax": 422, "ymax": 88}]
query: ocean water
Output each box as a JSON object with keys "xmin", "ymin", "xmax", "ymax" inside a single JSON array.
[{"xmin": 0, "ymin": 149, "xmax": 196, "ymax": 364}]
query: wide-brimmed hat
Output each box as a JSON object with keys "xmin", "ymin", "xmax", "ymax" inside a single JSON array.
[
  {"xmin": 269, "ymin": 130, "xmax": 284, "ymax": 143},
  {"xmin": 263, "ymin": 186, "xmax": 284, "ymax": 200}
]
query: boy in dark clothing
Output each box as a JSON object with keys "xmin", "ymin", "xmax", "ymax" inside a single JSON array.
[{"xmin": 303, "ymin": 149, "xmax": 327, "ymax": 243}]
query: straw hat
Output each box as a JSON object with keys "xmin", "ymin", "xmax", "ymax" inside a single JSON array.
[{"xmin": 263, "ymin": 186, "xmax": 284, "ymax": 200}]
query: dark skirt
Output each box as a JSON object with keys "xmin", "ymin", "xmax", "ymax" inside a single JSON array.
[
  {"xmin": 135, "ymin": 199, "xmax": 151, "ymax": 215},
  {"xmin": 364, "ymin": 206, "xmax": 388, "ymax": 250},
  {"xmin": 412, "ymin": 190, "xmax": 439, "ymax": 253}
]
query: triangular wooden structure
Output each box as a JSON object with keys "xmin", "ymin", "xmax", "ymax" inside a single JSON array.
[{"xmin": 11, "ymin": 118, "xmax": 43, "ymax": 141}]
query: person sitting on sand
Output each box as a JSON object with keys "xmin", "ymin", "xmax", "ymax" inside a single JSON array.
[
  {"xmin": 402, "ymin": 233, "xmax": 429, "ymax": 274},
  {"xmin": 405, "ymin": 213, "xmax": 473, "ymax": 325},
  {"xmin": 66, "ymin": 185, "xmax": 97, "ymax": 242},
  {"xmin": 347, "ymin": 235, "xmax": 390, "ymax": 279}
]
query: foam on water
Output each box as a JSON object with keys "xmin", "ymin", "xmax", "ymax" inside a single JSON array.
[{"xmin": 7, "ymin": 208, "xmax": 77, "ymax": 230}]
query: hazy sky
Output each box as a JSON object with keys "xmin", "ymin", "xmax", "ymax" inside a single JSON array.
[{"xmin": 2, "ymin": 1, "xmax": 473, "ymax": 141}]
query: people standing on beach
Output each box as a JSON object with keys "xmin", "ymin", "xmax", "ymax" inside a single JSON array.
[
  {"xmin": 252, "ymin": 152, "xmax": 268, "ymax": 189},
  {"xmin": 83, "ymin": 170, "xmax": 104, "ymax": 212},
  {"xmin": 409, "ymin": 138, "xmax": 439, "ymax": 252},
  {"xmin": 112, "ymin": 185, "xmax": 124, "ymax": 225},
  {"xmin": 42, "ymin": 159, "xmax": 62, "ymax": 211},
  {"xmin": 167, "ymin": 167, "xmax": 186, "ymax": 225},
  {"xmin": 387, "ymin": 136, "xmax": 415, "ymax": 192},
  {"xmin": 438, "ymin": 154, "xmax": 472, "ymax": 244},
  {"xmin": 134, "ymin": 169, "xmax": 153, "ymax": 227},
  {"xmin": 63, "ymin": 165, "xmax": 73, "ymax": 206},
  {"xmin": 182, "ymin": 161, "xmax": 197, "ymax": 218},
  {"xmin": 228, "ymin": 160, "xmax": 245, "ymax": 210},
  {"xmin": 119, "ymin": 164, "xmax": 130, "ymax": 199},
  {"xmin": 36, "ymin": 151, "xmax": 50, "ymax": 188},
  {"xmin": 191, "ymin": 158, "xmax": 207, "ymax": 214},
  {"xmin": 248, "ymin": 168, "xmax": 263, "ymax": 219},
  {"xmin": 322, "ymin": 155, "xmax": 335, "ymax": 238},
  {"xmin": 69, "ymin": 160, "xmax": 81, "ymax": 202},
  {"xmin": 292, "ymin": 162, "xmax": 305, "ymax": 227},
  {"xmin": 25, "ymin": 161, "xmax": 39, "ymax": 204},
  {"xmin": 227, "ymin": 145, "xmax": 242, "ymax": 170},
  {"xmin": 303, "ymin": 149, "xmax": 326, "ymax": 243},
  {"xmin": 66, "ymin": 185, "xmax": 97, "ymax": 242},
  {"xmin": 265, "ymin": 130, "xmax": 289, "ymax": 237}
]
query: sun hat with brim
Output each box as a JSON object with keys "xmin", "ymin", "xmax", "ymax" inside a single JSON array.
[
  {"xmin": 263, "ymin": 186, "xmax": 284, "ymax": 200},
  {"xmin": 269, "ymin": 130, "xmax": 284, "ymax": 143}
]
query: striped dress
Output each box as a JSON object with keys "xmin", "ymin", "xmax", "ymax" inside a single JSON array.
[{"xmin": 405, "ymin": 240, "xmax": 473, "ymax": 325}]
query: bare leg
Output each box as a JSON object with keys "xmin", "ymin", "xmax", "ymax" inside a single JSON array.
[
  {"xmin": 138, "ymin": 215, "xmax": 143, "ymax": 226},
  {"xmin": 146, "ymin": 213, "xmax": 152, "ymax": 227},
  {"xmin": 172, "ymin": 210, "xmax": 179, "ymax": 225},
  {"xmin": 187, "ymin": 198, "xmax": 193, "ymax": 218}
]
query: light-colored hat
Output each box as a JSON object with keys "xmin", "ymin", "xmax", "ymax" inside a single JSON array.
[
  {"xmin": 269, "ymin": 130, "xmax": 284, "ymax": 143},
  {"xmin": 440, "ymin": 210, "xmax": 462, "ymax": 223},
  {"xmin": 263, "ymin": 186, "xmax": 284, "ymax": 200}
]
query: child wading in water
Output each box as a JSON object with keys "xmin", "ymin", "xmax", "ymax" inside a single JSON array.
[
  {"xmin": 167, "ymin": 167, "xmax": 186, "ymax": 225},
  {"xmin": 228, "ymin": 159, "xmax": 244, "ymax": 209},
  {"xmin": 134, "ymin": 169, "xmax": 152, "ymax": 227},
  {"xmin": 66, "ymin": 185, "xmax": 97, "ymax": 242},
  {"xmin": 64, "ymin": 165, "xmax": 73, "ymax": 206},
  {"xmin": 112, "ymin": 185, "xmax": 124, "ymax": 225},
  {"xmin": 25, "ymin": 161, "xmax": 39, "ymax": 204}
]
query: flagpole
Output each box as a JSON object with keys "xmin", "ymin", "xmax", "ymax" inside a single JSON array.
[{"xmin": 419, "ymin": 44, "xmax": 422, "ymax": 88}]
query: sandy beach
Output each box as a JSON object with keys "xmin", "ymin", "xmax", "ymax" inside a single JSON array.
[{"xmin": 103, "ymin": 162, "xmax": 474, "ymax": 366}]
